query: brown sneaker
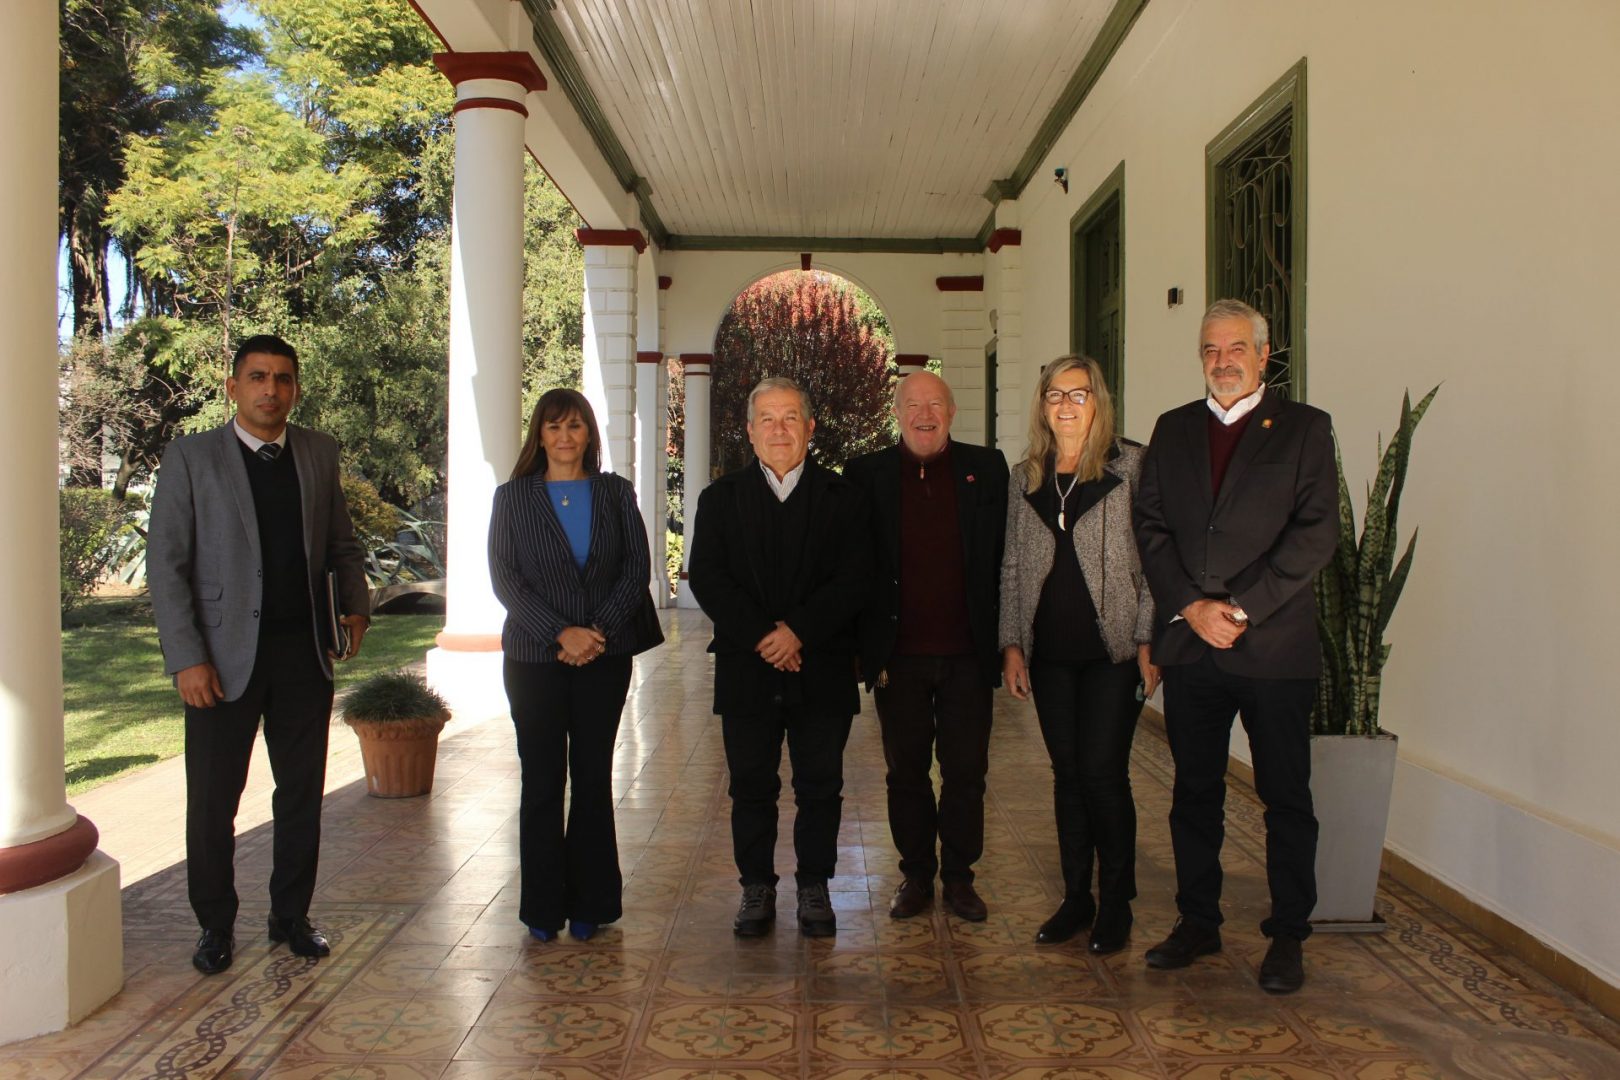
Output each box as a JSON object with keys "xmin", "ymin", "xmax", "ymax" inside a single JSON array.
[
  {"xmin": 888, "ymin": 878, "xmax": 933, "ymax": 919},
  {"xmin": 942, "ymin": 879, "xmax": 988, "ymax": 922}
]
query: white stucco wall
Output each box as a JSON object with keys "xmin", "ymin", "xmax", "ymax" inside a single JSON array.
[{"xmin": 1008, "ymin": 0, "xmax": 1620, "ymax": 988}]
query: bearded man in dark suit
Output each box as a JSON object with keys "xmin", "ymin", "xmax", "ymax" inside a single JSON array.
[
  {"xmin": 1134, "ymin": 300, "xmax": 1338, "ymax": 994},
  {"xmin": 149, "ymin": 334, "xmax": 370, "ymax": 975}
]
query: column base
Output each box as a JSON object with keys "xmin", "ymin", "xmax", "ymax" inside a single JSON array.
[
  {"xmin": 0, "ymin": 851, "xmax": 123, "ymax": 1046},
  {"xmin": 426, "ymin": 646, "xmax": 510, "ymax": 723}
]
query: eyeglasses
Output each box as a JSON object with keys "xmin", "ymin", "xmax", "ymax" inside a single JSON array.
[{"xmin": 1043, "ymin": 388, "xmax": 1091, "ymax": 406}]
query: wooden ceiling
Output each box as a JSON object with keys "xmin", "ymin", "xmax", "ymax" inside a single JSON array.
[{"xmin": 519, "ymin": 0, "xmax": 1145, "ymax": 250}]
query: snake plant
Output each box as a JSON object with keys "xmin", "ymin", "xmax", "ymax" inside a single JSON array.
[{"xmin": 1313, "ymin": 386, "xmax": 1439, "ymax": 736}]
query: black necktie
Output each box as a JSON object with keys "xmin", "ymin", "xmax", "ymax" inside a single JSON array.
[{"xmin": 257, "ymin": 442, "xmax": 281, "ymax": 462}]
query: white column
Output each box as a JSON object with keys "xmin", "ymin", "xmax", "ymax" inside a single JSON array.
[
  {"xmin": 0, "ymin": 0, "xmax": 123, "ymax": 1044},
  {"xmin": 675, "ymin": 354, "xmax": 711, "ymax": 610},
  {"xmin": 427, "ymin": 53, "xmax": 543, "ymax": 719},
  {"xmin": 635, "ymin": 352, "xmax": 668, "ymax": 602},
  {"xmin": 987, "ymin": 207, "xmax": 1026, "ymax": 461},
  {"xmin": 579, "ymin": 231, "xmax": 641, "ymax": 479},
  {"xmin": 938, "ymin": 276, "xmax": 989, "ymax": 446}
]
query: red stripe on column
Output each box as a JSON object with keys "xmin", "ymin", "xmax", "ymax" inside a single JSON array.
[
  {"xmin": 936, "ymin": 276, "xmax": 985, "ymax": 292},
  {"xmin": 453, "ymin": 97, "xmax": 528, "ymax": 117},
  {"xmin": 658, "ymin": 276, "xmax": 672, "ymax": 290},
  {"xmin": 433, "ymin": 51, "xmax": 547, "ymax": 91},
  {"xmin": 800, "ymin": 253, "xmax": 812, "ymax": 271},
  {"xmin": 576, "ymin": 229, "xmax": 648, "ymax": 254},
  {"xmin": 680, "ymin": 353, "xmax": 712, "ymax": 373},
  {"xmin": 987, "ymin": 228, "xmax": 1022, "ymax": 253},
  {"xmin": 434, "ymin": 632, "xmax": 504, "ymax": 652},
  {"xmin": 0, "ymin": 816, "xmax": 99, "ymax": 895},
  {"xmin": 894, "ymin": 354, "xmax": 928, "ymax": 369},
  {"xmin": 636, "ymin": 351, "xmax": 663, "ymax": 364}
]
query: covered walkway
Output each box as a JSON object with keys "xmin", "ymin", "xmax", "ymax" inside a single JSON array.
[{"xmin": 3, "ymin": 611, "xmax": 1617, "ymax": 1078}]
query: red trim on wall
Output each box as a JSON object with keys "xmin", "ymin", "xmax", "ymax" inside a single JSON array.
[
  {"xmin": 800, "ymin": 253, "xmax": 813, "ymax": 271},
  {"xmin": 636, "ymin": 351, "xmax": 663, "ymax": 364},
  {"xmin": 680, "ymin": 353, "xmax": 713, "ymax": 372},
  {"xmin": 987, "ymin": 228, "xmax": 1022, "ymax": 253},
  {"xmin": 658, "ymin": 276, "xmax": 672, "ymax": 290},
  {"xmin": 936, "ymin": 276, "xmax": 985, "ymax": 292},
  {"xmin": 576, "ymin": 228, "xmax": 649, "ymax": 254},
  {"xmin": 0, "ymin": 815, "xmax": 99, "ymax": 895},
  {"xmin": 432, "ymin": 51, "xmax": 547, "ymax": 92},
  {"xmin": 894, "ymin": 354, "xmax": 929, "ymax": 369},
  {"xmin": 453, "ymin": 97, "xmax": 528, "ymax": 118}
]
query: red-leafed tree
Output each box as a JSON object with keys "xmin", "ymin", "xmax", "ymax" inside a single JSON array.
[{"xmin": 710, "ymin": 271, "xmax": 894, "ymax": 475}]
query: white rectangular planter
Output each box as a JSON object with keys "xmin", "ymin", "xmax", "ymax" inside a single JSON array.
[{"xmin": 1310, "ymin": 731, "xmax": 1398, "ymax": 928}]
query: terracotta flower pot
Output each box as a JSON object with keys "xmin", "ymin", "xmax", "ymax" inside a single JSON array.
[{"xmin": 345, "ymin": 714, "xmax": 447, "ymax": 798}]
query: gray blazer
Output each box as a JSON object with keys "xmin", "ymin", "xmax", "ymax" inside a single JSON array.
[
  {"xmin": 998, "ymin": 440, "xmax": 1154, "ymax": 665},
  {"xmin": 148, "ymin": 420, "xmax": 370, "ymax": 700}
]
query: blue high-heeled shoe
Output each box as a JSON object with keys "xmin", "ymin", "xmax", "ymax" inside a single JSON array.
[
  {"xmin": 528, "ymin": 925, "xmax": 557, "ymax": 942},
  {"xmin": 567, "ymin": 920, "xmax": 597, "ymax": 941}
]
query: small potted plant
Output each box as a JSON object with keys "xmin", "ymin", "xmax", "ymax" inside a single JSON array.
[
  {"xmin": 341, "ymin": 670, "xmax": 451, "ymax": 798},
  {"xmin": 1310, "ymin": 386, "xmax": 1438, "ymax": 926}
]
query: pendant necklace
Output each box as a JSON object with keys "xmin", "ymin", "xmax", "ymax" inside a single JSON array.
[
  {"xmin": 560, "ymin": 493, "xmax": 570, "ymax": 506},
  {"xmin": 1054, "ymin": 469, "xmax": 1081, "ymax": 531}
]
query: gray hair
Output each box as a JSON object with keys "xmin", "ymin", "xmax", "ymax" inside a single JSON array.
[
  {"xmin": 1202, "ymin": 298, "xmax": 1269, "ymax": 350},
  {"xmin": 747, "ymin": 376, "xmax": 813, "ymax": 423},
  {"xmin": 892, "ymin": 370, "xmax": 956, "ymax": 413}
]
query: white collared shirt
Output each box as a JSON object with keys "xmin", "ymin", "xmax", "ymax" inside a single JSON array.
[
  {"xmin": 233, "ymin": 418, "xmax": 288, "ymax": 455},
  {"xmin": 1206, "ymin": 385, "xmax": 1265, "ymax": 426},
  {"xmin": 760, "ymin": 458, "xmax": 807, "ymax": 502}
]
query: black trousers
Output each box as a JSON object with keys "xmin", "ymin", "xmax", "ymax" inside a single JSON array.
[
  {"xmin": 873, "ymin": 653, "xmax": 992, "ymax": 884},
  {"xmin": 1163, "ymin": 651, "xmax": 1318, "ymax": 940},
  {"xmin": 185, "ymin": 625, "xmax": 333, "ymax": 931},
  {"xmin": 1030, "ymin": 656, "xmax": 1141, "ymax": 916},
  {"xmin": 504, "ymin": 655, "xmax": 633, "ymax": 932},
  {"xmin": 722, "ymin": 703, "xmax": 854, "ymax": 887}
]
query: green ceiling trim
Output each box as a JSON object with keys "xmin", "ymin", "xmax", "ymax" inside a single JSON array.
[
  {"xmin": 663, "ymin": 235, "xmax": 985, "ymax": 254},
  {"xmin": 517, "ymin": 0, "xmax": 670, "ymax": 246},
  {"xmin": 988, "ymin": 0, "xmax": 1150, "ymax": 203}
]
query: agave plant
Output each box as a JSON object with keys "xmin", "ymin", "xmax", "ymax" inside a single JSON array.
[{"xmin": 1313, "ymin": 386, "xmax": 1440, "ymax": 736}]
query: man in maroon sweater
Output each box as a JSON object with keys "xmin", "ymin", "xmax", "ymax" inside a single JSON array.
[
  {"xmin": 845, "ymin": 372, "xmax": 1009, "ymax": 922},
  {"xmin": 1134, "ymin": 300, "xmax": 1338, "ymax": 994}
]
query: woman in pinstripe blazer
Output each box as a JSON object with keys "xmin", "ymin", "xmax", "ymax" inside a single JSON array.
[{"xmin": 489, "ymin": 388, "xmax": 664, "ymax": 943}]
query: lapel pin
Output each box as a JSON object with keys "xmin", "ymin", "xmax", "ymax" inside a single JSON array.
[
  {"xmin": 966, "ymin": 474, "xmax": 976, "ymax": 483},
  {"xmin": 1261, "ymin": 418, "xmax": 1273, "ymax": 429}
]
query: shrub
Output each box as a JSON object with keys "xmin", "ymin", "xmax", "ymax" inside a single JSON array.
[
  {"xmin": 60, "ymin": 488, "xmax": 138, "ymax": 611},
  {"xmin": 341, "ymin": 670, "xmax": 449, "ymax": 725}
]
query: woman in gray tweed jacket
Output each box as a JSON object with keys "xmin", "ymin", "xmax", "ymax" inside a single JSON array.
[{"xmin": 999, "ymin": 355, "xmax": 1158, "ymax": 955}]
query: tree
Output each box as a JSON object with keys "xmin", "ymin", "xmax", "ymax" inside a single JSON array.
[{"xmin": 710, "ymin": 272, "xmax": 895, "ymax": 474}]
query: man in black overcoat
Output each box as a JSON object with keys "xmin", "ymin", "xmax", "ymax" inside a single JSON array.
[
  {"xmin": 688, "ymin": 377, "xmax": 871, "ymax": 938},
  {"xmin": 844, "ymin": 371, "xmax": 1008, "ymax": 922},
  {"xmin": 1134, "ymin": 299, "xmax": 1338, "ymax": 993}
]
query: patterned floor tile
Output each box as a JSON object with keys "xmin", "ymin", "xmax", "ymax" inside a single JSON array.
[{"xmin": 6, "ymin": 612, "xmax": 1619, "ymax": 1080}]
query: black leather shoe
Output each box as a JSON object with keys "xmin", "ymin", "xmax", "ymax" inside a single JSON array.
[
  {"xmin": 1258, "ymin": 935, "xmax": 1305, "ymax": 994},
  {"xmin": 1035, "ymin": 898, "xmax": 1094, "ymax": 945},
  {"xmin": 1088, "ymin": 905, "xmax": 1133, "ymax": 956},
  {"xmin": 192, "ymin": 928, "xmax": 234, "ymax": 975},
  {"xmin": 942, "ymin": 880, "xmax": 988, "ymax": 922},
  {"xmin": 733, "ymin": 883, "xmax": 777, "ymax": 937},
  {"xmin": 796, "ymin": 881, "xmax": 836, "ymax": 937},
  {"xmin": 1144, "ymin": 918, "xmax": 1222, "ymax": 970},
  {"xmin": 268, "ymin": 915, "xmax": 331, "ymax": 958},
  {"xmin": 888, "ymin": 878, "xmax": 933, "ymax": 919}
]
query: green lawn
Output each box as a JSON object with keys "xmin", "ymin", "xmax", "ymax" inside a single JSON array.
[{"xmin": 62, "ymin": 597, "xmax": 441, "ymax": 794}]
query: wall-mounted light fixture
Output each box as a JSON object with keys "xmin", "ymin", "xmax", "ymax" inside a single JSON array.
[{"xmin": 1054, "ymin": 167, "xmax": 1069, "ymax": 194}]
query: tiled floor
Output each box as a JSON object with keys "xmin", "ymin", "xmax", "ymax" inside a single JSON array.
[{"xmin": 7, "ymin": 609, "xmax": 1620, "ymax": 1078}]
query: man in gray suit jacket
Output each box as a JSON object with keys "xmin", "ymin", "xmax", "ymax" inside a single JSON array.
[{"xmin": 149, "ymin": 334, "xmax": 370, "ymax": 975}]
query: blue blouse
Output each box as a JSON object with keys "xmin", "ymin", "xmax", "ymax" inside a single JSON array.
[{"xmin": 547, "ymin": 480, "xmax": 593, "ymax": 569}]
